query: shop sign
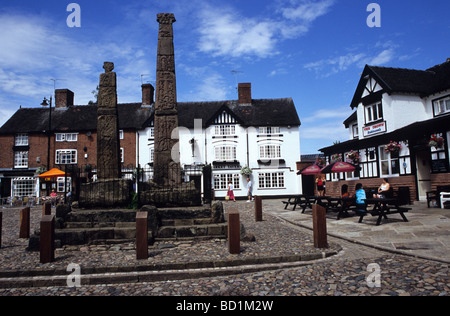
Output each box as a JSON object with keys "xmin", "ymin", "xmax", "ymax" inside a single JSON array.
[{"xmin": 363, "ymin": 121, "xmax": 386, "ymax": 137}]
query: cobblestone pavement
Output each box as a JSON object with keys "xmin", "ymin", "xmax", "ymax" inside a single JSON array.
[{"xmin": 0, "ymin": 201, "xmax": 448, "ymax": 296}]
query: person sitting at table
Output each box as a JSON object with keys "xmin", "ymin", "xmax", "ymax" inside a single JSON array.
[
  {"xmin": 341, "ymin": 184, "xmax": 349, "ymax": 198},
  {"xmin": 373, "ymin": 178, "xmax": 391, "ymax": 198},
  {"xmin": 355, "ymin": 183, "xmax": 367, "ymax": 214},
  {"xmin": 341, "ymin": 184, "xmax": 353, "ymax": 207},
  {"xmin": 50, "ymin": 189, "xmax": 58, "ymax": 206}
]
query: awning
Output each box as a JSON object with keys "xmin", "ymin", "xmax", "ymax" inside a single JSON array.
[{"xmin": 37, "ymin": 168, "xmax": 68, "ymax": 178}]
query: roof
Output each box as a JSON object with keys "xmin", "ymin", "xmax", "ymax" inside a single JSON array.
[
  {"xmin": 0, "ymin": 103, "xmax": 152, "ymax": 134},
  {"xmin": 0, "ymin": 98, "xmax": 300, "ymax": 134},
  {"xmin": 177, "ymin": 98, "xmax": 300, "ymax": 129},
  {"xmin": 350, "ymin": 59, "xmax": 450, "ymax": 108},
  {"xmin": 320, "ymin": 113, "xmax": 450, "ymax": 154}
]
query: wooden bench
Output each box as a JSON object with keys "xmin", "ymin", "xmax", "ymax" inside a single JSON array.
[{"xmin": 426, "ymin": 185, "xmax": 450, "ymax": 208}]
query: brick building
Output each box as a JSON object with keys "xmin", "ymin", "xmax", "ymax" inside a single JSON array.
[
  {"xmin": 0, "ymin": 82, "xmax": 302, "ymax": 201},
  {"xmin": 0, "ymin": 86, "xmax": 153, "ymax": 200}
]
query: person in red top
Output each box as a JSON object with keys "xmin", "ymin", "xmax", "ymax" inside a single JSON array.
[{"xmin": 316, "ymin": 176, "xmax": 325, "ymax": 196}]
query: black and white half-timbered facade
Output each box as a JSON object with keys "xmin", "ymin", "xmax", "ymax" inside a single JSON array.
[
  {"xmin": 138, "ymin": 83, "xmax": 302, "ymax": 199},
  {"xmin": 320, "ymin": 59, "xmax": 450, "ymax": 202}
]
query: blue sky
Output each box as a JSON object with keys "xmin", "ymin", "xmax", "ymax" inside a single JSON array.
[{"xmin": 0, "ymin": 0, "xmax": 449, "ymax": 154}]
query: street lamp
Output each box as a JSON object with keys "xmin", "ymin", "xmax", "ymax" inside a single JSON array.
[{"xmin": 41, "ymin": 96, "xmax": 52, "ymax": 172}]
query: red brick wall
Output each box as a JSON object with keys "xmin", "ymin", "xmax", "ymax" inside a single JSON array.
[
  {"xmin": 0, "ymin": 131, "xmax": 137, "ymax": 170},
  {"xmin": 120, "ymin": 130, "xmax": 136, "ymax": 166},
  {"xmin": 0, "ymin": 135, "xmax": 14, "ymax": 168},
  {"xmin": 430, "ymin": 173, "xmax": 450, "ymax": 190}
]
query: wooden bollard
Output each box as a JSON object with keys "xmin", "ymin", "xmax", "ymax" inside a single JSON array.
[
  {"xmin": 227, "ymin": 210, "xmax": 240, "ymax": 254},
  {"xmin": 40, "ymin": 215, "xmax": 55, "ymax": 263},
  {"xmin": 19, "ymin": 207, "xmax": 30, "ymax": 239},
  {"xmin": 312, "ymin": 204, "xmax": 328, "ymax": 249},
  {"xmin": 0, "ymin": 212, "xmax": 2, "ymax": 248},
  {"xmin": 254, "ymin": 196, "xmax": 263, "ymax": 222},
  {"xmin": 136, "ymin": 212, "xmax": 148, "ymax": 260},
  {"xmin": 42, "ymin": 202, "xmax": 51, "ymax": 216}
]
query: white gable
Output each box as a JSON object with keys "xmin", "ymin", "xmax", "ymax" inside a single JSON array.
[
  {"xmin": 213, "ymin": 110, "xmax": 237, "ymax": 124},
  {"xmin": 362, "ymin": 77, "xmax": 383, "ymax": 98}
]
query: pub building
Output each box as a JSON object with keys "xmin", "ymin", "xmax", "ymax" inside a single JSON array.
[{"xmin": 319, "ymin": 59, "xmax": 450, "ymax": 203}]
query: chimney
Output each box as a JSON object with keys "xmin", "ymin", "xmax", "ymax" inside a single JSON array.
[
  {"xmin": 142, "ymin": 84, "xmax": 154, "ymax": 106},
  {"xmin": 55, "ymin": 89, "xmax": 74, "ymax": 108},
  {"xmin": 238, "ymin": 83, "xmax": 252, "ymax": 104}
]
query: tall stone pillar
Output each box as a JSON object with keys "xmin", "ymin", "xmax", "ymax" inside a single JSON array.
[
  {"xmin": 153, "ymin": 13, "xmax": 181, "ymax": 187},
  {"xmin": 97, "ymin": 62, "xmax": 121, "ymax": 179}
]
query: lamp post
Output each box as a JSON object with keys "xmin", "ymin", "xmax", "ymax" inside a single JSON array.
[{"xmin": 40, "ymin": 97, "xmax": 52, "ymax": 171}]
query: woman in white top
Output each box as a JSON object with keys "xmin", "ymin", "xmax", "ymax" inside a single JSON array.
[
  {"xmin": 227, "ymin": 180, "xmax": 236, "ymax": 202},
  {"xmin": 373, "ymin": 178, "xmax": 390, "ymax": 198}
]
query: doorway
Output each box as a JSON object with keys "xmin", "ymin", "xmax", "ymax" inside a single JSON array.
[{"xmin": 416, "ymin": 150, "xmax": 432, "ymax": 201}]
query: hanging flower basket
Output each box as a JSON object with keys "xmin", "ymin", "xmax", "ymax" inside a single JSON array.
[
  {"xmin": 240, "ymin": 166, "xmax": 253, "ymax": 176},
  {"xmin": 315, "ymin": 158, "xmax": 326, "ymax": 168},
  {"xmin": 428, "ymin": 134, "xmax": 444, "ymax": 149},
  {"xmin": 346, "ymin": 150, "xmax": 360, "ymax": 164},
  {"xmin": 385, "ymin": 141, "xmax": 402, "ymax": 153},
  {"xmin": 331, "ymin": 153, "xmax": 342, "ymax": 163}
]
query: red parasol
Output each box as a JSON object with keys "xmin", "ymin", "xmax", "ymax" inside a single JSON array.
[
  {"xmin": 320, "ymin": 161, "xmax": 357, "ymax": 174},
  {"xmin": 297, "ymin": 164, "xmax": 323, "ymax": 175}
]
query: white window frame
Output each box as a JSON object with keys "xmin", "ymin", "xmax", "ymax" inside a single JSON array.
[
  {"xmin": 258, "ymin": 172, "xmax": 285, "ymax": 189},
  {"xmin": 15, "ymin": 133, "xmax": 29, "ymax": 146},
  {"xmin": 365, "ymin": 102, "xmax": 383, "ymax": 124},
  {"xmin": 56, "ymin": 133, "xmax": 78, "ymax": 142},
  {"xmin": 259, "ymin": 126, "xmax": 280, "ymax": 135},
  {"xmin": 433, "ymin": 96, "xmax": 450, "ymax": 116},
  {"xmin": 12, "ymin": 177, "xmax": 37, "ymax": 197},
  {"xmin": 352, "ymin": 124, "xmax": 359, "ymax": 139},
  {"xmin": 214, "ymin": 125, "xmax": 236, "ymax": 136},
  {"xmin": 215, "ymin": 146, "xmax": 237, "ymax": 161},
  {"xmin": 213, "ymin": 173, "xmax": 240, "ymax": 190},
  {"xmin": 379, "ymin": 145, "xmax": 400, "ymax": 177},
  {"xmin": 56, "ymin": 177, "xmax": 72, "ymax": 193},
  {"xmin": 119, "ymin": 130, "xmax": 124, "ymax": 140},
  {"xmin": 14, "ymin": 151, "xmax": 28, "ymax": 168},
  {"xmin": 259, "ymin": 144, "xmax": 281, "ymax": 159},
  {"xmin": 55, "ymin": 149, "xmax": 77, "ymax": 164}
]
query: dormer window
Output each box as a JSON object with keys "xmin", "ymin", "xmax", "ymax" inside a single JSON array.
[
  {"xmin": 433, "ymin": 96, "xmax": 450, "ymax": 116},
  {"xmin": 365, "ymin": 102, "xmax": 383, "ymax": 124}
]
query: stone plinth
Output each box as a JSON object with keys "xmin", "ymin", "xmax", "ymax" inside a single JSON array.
[{"xmin": 78, "ymin": 179, "xmax": 133, "ymax": 208}]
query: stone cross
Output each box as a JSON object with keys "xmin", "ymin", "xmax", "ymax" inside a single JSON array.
[
  {"xmin": 97, "ymin": 62, "xmax": 121, "ymax": 179},
  {"xmin": 153, "ymin": 13, "xmax": 181, "ymax": 186}
]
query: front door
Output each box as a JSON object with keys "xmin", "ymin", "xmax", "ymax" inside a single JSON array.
[{"xmin": 416, "ymin": 150, "xmax": 432, "ymax": 201}]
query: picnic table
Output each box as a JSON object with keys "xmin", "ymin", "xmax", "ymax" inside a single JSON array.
[
  {"xmin": 284, "ymin": 195, "xmax": 357, "ymax": 220},
  {"xmin": 359, "ymin": 197, "xmax": 410, "ymax": 226},
  {"xmin": 282, "ymin": 195, "xmax": 314, "ymax": 212}
]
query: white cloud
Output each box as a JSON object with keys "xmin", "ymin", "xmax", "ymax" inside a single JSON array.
[
  {"xmin": 280, "ymin": 0, "xmax": 335, "ymax": 23},
  {"xmin": 178, "ymin": 65, "xmax": 229, "ymax": 102},
  {"xmin": 197, "ymin": 0, "xmax": 335, "ymax": 58},
  {"xmin": 0, "ymin": 12, "xmax": 156, "ymax": 108},
  {"xmin": 304, "ymin": 47, "xmax": 396, "ymax": 77},
  {"xmin": 197, "ymin": 9, "xmax": 279, "ymax": 58},
  {"xmin": 367, "ymin": 48, "xmax": 395, "ymax": 65}
]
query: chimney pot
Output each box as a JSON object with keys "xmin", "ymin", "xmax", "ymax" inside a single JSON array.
[
  {"xmin": 55, "ymin": 89, "xmax": 74, "ymax": 108},
  {"xmin": 142, "ymin": 84, "xmax": 155, "ymax": 106},
  {"xmin": 238, "ymin": 83, "xmax": 252, "ymax": 104}
]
